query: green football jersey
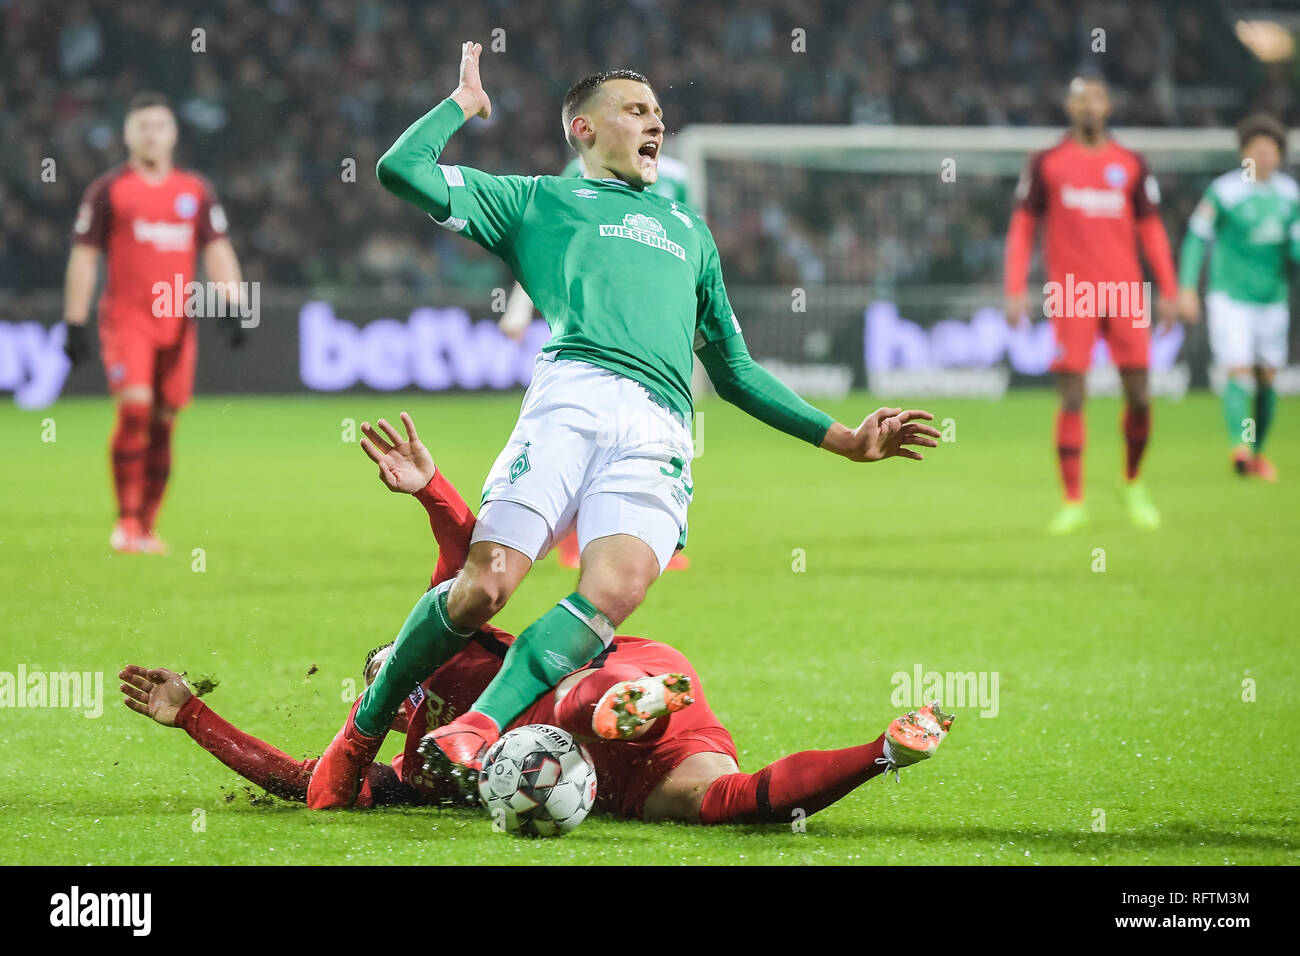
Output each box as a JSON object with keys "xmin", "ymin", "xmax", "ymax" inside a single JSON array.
[
  {"xmin": 560, "ymin": 154, "xmax": 691, "ymax": 204},
  {"xmin": 377, "ymin": 98, "xmax": 833, "ymax": 447},
  {"xmin": 437, "ymin": 157, "xmax": 732, "ymax": 420},
  {"xmin": 1180, "ymin": 170, "xmax": 1300, "ymax": 304}
]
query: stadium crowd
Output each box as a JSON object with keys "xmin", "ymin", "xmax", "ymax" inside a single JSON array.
[{"xmin": 0, "ymin": 0, "xmax": 1285, "ymax": 296}]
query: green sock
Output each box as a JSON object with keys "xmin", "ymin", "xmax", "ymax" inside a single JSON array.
[
  {"xmin": 354, "ymin": 581, "xmax": 475, "ymax": 738},
  {"xmin": 1223, "ymin": 376, "xmax": 1254, "ymax": 446},
  {"xmin": 1254, "ymin": 382, "xmax": 1277, "ymax": 452},
  {"xmin": 471, "ymin": 592, "xmax": 613, "ymax": 729}
]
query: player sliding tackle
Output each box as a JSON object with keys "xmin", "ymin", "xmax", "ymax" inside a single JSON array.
[
  {"xmin": 308, "ymin": 43, "xmax": 940, "ymax": 808},
  {"xmin": 120, "ymin": 410, "xmax": 956, "ymax": 823}
]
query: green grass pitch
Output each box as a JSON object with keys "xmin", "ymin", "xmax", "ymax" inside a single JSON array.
[{"xmin": 1, "ymin": 390, "xmax": 1296, "ymax": 865}]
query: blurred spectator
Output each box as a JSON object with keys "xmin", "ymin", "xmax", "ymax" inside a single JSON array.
[{"xmin": 0, "ymin": 0, "xmax": 1285, "ymax": 295}]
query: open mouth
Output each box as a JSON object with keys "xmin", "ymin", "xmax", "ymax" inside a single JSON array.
[{"xmin": 638, "ymin": 141, "xmax": 660, "ymax": 160}]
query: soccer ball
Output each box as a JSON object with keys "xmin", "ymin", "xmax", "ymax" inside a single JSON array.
[{"xmin": 477, "ymin": 724, "xmax": 598, "ymax": 837}]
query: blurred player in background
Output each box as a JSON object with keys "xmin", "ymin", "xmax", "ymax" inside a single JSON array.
[
  {"xmin": 1004, "ymin": 74, "xmax": 1178, "ymax": 534},
  {"xmin": 1178, "ymin": 114, "xmax": 1296, "ymax": 481},
  {"xmin": 61, "ymin": 92, "xmax": 245, "ymax": 554},
  {"xmin": 499, "ymin": 151, "xmax": 692, "ymax": 570}
]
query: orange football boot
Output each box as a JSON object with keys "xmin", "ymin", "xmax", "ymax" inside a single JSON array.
[{"xmin": 592, "ymin": 673, "xmax": 694, "ymax": 740}]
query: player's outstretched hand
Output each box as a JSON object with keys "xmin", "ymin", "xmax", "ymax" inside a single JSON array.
[
  {"xmin": 360, "ymin": 411, "xmax": 436, "ymax": 493},
  {"xmin": 451, "ymin": 41, "xmax": 491, "ymax": 119},
  {"xmin": 826, "ymin": 407, "xmax": 941, "ymax": 462},
  {"xmin": 119, "ymin": 665, "xmax": 192, "ymax": 728}
]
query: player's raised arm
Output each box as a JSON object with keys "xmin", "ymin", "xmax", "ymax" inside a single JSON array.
[
  {"xmin": 376, "ymin": 41, "xmax": 533, "ymax": 255},
  {"xmin": 359, "ymin": 412, "xmax": 477, "ymax": 583},
  {"xmin": 692, "ymin": 226, "xmax": 939, "ymax": 463},
  {"xmin": 374, "ymin": 42, "xmax": 481, "ymax": 218}
]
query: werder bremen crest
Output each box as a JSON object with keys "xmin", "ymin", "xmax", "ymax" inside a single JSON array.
[
  {"xmin": 509, "ymin": 443, "xmax": 531, "ymax": 483},
  {"xmin": 598, "ymin": 213, "xmax": 686, "ymax": 260}
]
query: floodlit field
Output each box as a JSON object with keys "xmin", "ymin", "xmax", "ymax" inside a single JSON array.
[{"xmin": 1, "ymin": 391, "xmax": 1296, "ymax": 864}]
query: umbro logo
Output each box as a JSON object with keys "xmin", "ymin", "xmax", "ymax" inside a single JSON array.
[{"xmin": 572, "ymin": 188, "xmax": 599, "ymax": 199}]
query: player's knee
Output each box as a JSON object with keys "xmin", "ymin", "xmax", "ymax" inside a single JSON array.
[
  {"xmin": 119, "ymin": 385, "xmax": 153, "ymax": 408},
  {"xmin": 1056, "ymin": 375, "xmax": 1085, "ymax": 411},
  {"xmin": 578, "ymin": 575, "xmax": 649, "ymax": 626},
  {"xmin": 448, "ymin": 573, "xmax": 512, "ymax": 628}
]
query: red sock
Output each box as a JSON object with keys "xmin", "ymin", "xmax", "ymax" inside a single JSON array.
[
  {"xmin": 176, "ymin": 696, "xmax": 315, "ymax": 801},
  {"xmin": 1055, "ymin": 409, "xmax": 1084, "ymax": 502},
  {"xmin": 140, "ymin": 417, "xmax": 173, "ymax": 533},
  {"xmin": 110, "ymin": 402, "xmax": 151, "ymax": 523},
  {"xmin": 551, "ymin": 663, "xmax": 662, "ymax": 741},
  {"xmin": 698, "ymin": 734, "xmax": 889, "ymax": 824},
  {"xmin": 1123, "ymin": 404, "xmax": 1150, "ymax": 481}
]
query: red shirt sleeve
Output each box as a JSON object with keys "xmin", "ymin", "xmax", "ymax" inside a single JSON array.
[
  {"xmin": 72, "ymin": 172, "xmax": 114, "ymax": 249},
  {"xmin": 412, "ymin": 470, "xmax": 477, "ymax": 587},
  {"xmin": 1003, "ymin": 152, "xmax": 1046, "ymax": 297},
  {"xmin": 1130, "ymin": 154, "xmax": 1177, "ymax": 298},
  {"xmin": 195, "ymin": 175, "xmax": 229, "ymax": 247}
]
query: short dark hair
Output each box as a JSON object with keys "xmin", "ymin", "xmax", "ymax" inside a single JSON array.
[
  {"xmin": 127, "ymin": 92, "xmax": 172, "ymax": 115},
  {"xmin": 562, "ymin": 70, "xmax": 653, "ymax": 151},
  {"xmin": 1238, "ymin": 112, "xmax": 1287, "ymax": 155}
]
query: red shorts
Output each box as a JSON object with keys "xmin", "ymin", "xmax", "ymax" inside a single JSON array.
[
  {"xmin": 99, "ymin": 319, "xmax": 198, "ymax": 408},
  {"xmin": 1051, "ymin": 312, "xmax": 1149, "ymax": 374},
  {"xmin": 521, "ymin": 637, "xmax": 738, "ymax": 819}
]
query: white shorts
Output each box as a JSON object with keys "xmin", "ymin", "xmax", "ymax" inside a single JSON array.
[
  {"xmin": 471, "ymin": 356, "xmax": 694, "ymax": 573},
  {"xmin": 1207, "ymin": 292, "xmax": 1290, "ymax": 370}
]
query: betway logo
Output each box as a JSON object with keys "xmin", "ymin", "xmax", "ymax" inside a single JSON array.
[
  {"xmin": 1060, "ymin": 185, "xmax": 1126, "ymax": 217},
  {"xmin": 300, "ymin": 302, "xmax": 547, "ymax": 391},
  {"xmin": 0, "ymin": 321, "xmax": 69, "ymax": 409},
  {"xmin": 864, "ymin": 301, "xmax": 1184, "ymax": 377},
  {"xmin": 132, "ymin": 219, "xmax": 194, "ymax": 251}
]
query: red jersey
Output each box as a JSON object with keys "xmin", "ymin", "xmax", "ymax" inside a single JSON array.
[
  {"xmin": 73, "ymin": 163, "xmax": 227, "ymax": 343},
  {"xmin": 1005, "ymin": 135, "xmax": 1176, "ymax": 299}
]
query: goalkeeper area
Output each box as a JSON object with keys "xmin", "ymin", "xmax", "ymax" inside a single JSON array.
[{"xmin": 1, "ymin": 392, "xmax": 1295, "ymax": 865}]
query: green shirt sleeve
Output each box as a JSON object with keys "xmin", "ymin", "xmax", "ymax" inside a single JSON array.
[
  {"xmin": 377, "ymin": 97, "xmax": 534, "ymax": 255},
  {"xmin": 693, "ymin": 224, "xmax": 742, "ymax": 345},
  {"xmin": 1178, "ymin": 186, "xmax": 1219, "ymax": 289},
  {"xmin": 693, "ymin": 225, "xmax": 833, "ymax": 446},
  {"xmin": 1289, "ymin": 208, "xmax": 1300, "ymax": 265}
]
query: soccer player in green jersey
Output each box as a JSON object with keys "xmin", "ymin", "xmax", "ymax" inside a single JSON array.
[
  {"xmin": 308, "ymin": 43, "xmax": 940, "ymax": 806},
  {"xmin": 1178, "ymin": 114, "xmax": 1297, "ymax": 481},
  {"xmin": 499, "ymin": 149, "xmax": 694, "ymax": 570}
]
